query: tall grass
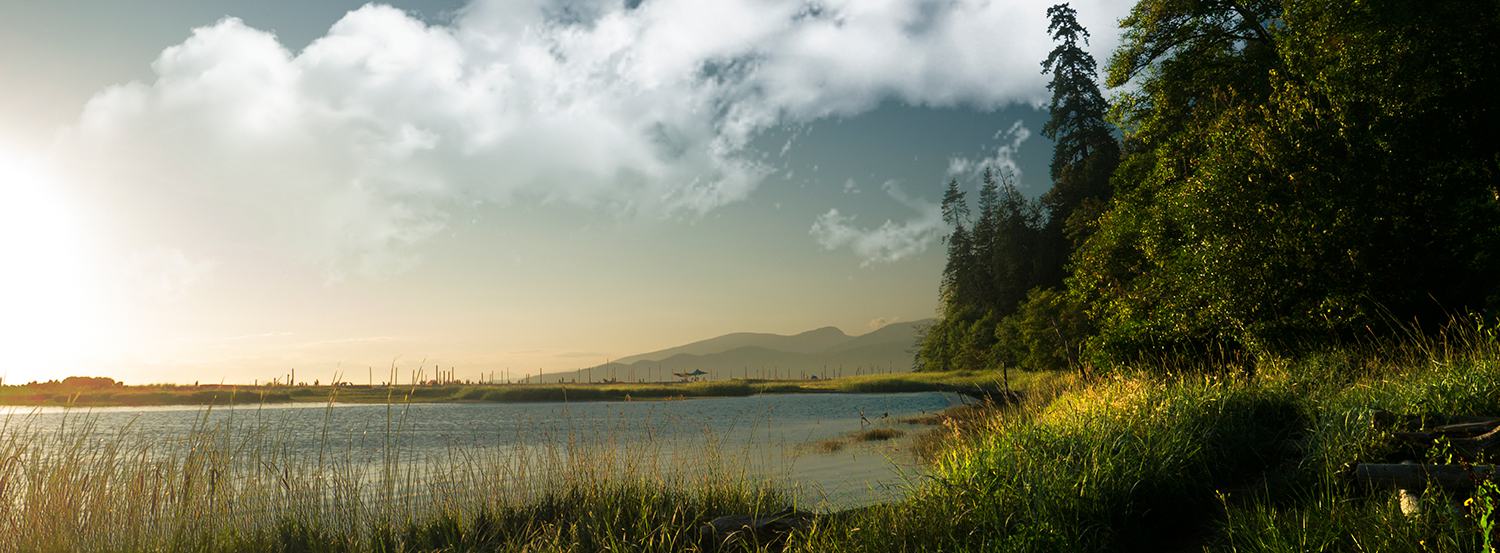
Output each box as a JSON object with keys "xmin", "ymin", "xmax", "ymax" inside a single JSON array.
[
  {"xmin": 0, "ymin": 400, "xmax": 785, "ymax": 552},
  {"xmin": 786, "ymin": 320, "xmax": 1500, "ymax": 552}
]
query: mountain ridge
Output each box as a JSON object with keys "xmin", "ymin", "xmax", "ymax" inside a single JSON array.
[{"xmin": 576, "ymin": 319, "xmax": 932, "ymax": 381}]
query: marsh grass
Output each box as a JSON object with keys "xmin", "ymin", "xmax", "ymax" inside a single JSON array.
[
  {"xmin": 813, "ymin": 439, "xmax": 847, "ymax": 454},
  {"xmin": 805, "ymin": 425, "xmax": 909, "ymax": 456},
  {"xmin": 0, "ymin": 398, "xmax": 787, "ymax": 552},
  {"xmin": 786, "ymin": 321, "xmax": 1500, "ymax": 552},
  {"xmin": 852, "ymin": 428, "xmax": 902, "ymax": 442}
]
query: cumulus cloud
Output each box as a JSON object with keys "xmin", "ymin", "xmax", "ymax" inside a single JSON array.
[
  {"xmin": 947, "ymin": 119, "xmax": 1032, "ymax": 183},
  {"xmin": 810, "ymin": 180, "xmax": 945, "ymax": 266},
  {"xmin": 58, "ymin": 0, "xmax": 1126, "ymax": 276}
]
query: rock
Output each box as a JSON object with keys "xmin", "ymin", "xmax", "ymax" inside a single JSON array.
[
  {"xmin": 697, "ymin": 507, "xmax": 814, "ymax": 551},
  {"xmin": 1398, "ymin": 488, "xmax": 1422, "ymax": 517}
]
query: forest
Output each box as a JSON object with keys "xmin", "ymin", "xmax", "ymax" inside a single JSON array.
[{"xmin": 918, "ymin": 0, "xmax": 1500, "ymax": 376}]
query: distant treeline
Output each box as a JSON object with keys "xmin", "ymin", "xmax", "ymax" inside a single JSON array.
[
  {"xmin": 8, "ymin": 376, "xmax": 125, "ymax": 390},
  {"xmin": 919, "ymin": 1, "xmax": 1500, "ymax": 374}
]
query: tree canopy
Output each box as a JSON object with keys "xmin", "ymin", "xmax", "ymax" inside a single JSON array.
[{"xmin": 919, "ymin": 0, "xmax": 1500, "ymax": 374}]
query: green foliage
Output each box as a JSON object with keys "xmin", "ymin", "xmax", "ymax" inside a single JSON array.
[
  {"xmin": 1040, "ymin": 2, "xmax": 1121, "ymax": 262},
  {"xmin": 1476, "ymin": 480, "xmax": 1500, "ymax": 553},
  {"xmin": 1073, "ymin": 0, "xmax": 1500, "ymax": 365},
  {"xmin": 995, "ymin": 288, "xmax": 1092, "ymax": 373},
  {"xmin": 920, "ymin": 3, "xmax": 1117, "ymax": 373}
]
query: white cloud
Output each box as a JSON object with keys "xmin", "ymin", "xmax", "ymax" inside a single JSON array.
[
  {"xmin": 57, "ymin": 0, "xmax": 1126, "ymax": 276},
  {"xmin": 810, "ymin": 181, "xmax": 945, "ymax": 266},
  {"xmin": 947, "ymin": 119, "xmax": 1033, "ymax": 183}
]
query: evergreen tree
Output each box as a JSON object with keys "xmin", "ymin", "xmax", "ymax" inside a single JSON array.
[
  {"xmin": 1039, "ymin": 3, "xmax": 1119, "ymax": 279},
  {"xmin": 972, "ymin": 168, "xmax": 1002, "ymax": 308},
  {"xmin": 921, "ymin": 178, "xmax": 980, "ymax": 371},
  {"xmin": 938, "ymin": 177, "xmax": 976, "ymax": 306},
  {"xmin": 990, "ymin": 171, "xmax": 1041, "ymax": 317}
]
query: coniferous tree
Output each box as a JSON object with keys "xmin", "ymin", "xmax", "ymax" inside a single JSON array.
[
  {"xmin": 921, "ymin": 178, "xmax": 978, "ymax": 371},
  {"xmin": 972, "ymin": 168, "xmax": 1002, "ymax": 308},
  {"xmin": 991, "ymin": 171, "xmax": 1041, "ymax": 317},
  {"xmin": 1038, "ymin": 3, "xmax": 1119, "ymax": 283},
  {"xmin": 938, "ymin": 177, "xmax": 975, "ymax": 306}
]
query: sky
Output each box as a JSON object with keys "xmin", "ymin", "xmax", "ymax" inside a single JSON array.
[{"xmin": 0, "ymin": 0, "xmax": 1129, "ymax": 385}]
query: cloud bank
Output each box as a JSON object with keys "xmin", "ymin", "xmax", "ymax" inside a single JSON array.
[{"xmin": 60, "ymin": 0, "xmax": 1126, "ymax": 275}]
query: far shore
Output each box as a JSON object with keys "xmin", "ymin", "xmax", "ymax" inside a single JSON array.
[{"xmin": 0, "ymin": 370, "xmax": 1050, "ymax": 408}]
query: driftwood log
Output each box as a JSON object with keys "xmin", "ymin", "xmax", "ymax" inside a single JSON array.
[
  {"xmin": 1353, "ymin": 414, "xmax": 1500, "ymax": 517},
  {"xmin": 1354, "ymin": 463, "xmax": 1497, "ymax": 491},
  {"xmin": 697, "ymin": 507, "xmax": 814, "ymax": 551},
  {"xmin": 1393, "ymin": 419, "xmax": 1500, "ymax": 458}
]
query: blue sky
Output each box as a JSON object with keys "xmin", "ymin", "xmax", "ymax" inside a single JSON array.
[{"xmin": 0, "ymin": 0, "xmax": 1127, "ymax": 383}]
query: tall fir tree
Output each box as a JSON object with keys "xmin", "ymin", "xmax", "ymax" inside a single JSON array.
[
  {"xmin": 921, "ymin": 178, "xmax": 978, "ymax": 371},
  {"xmin": 972, "ymin": 168, "xmax": 1002, "ymax": 308},
  {"xmin": 1038, "ymin": 3, "xmax": 1119, "ymax": 282}
]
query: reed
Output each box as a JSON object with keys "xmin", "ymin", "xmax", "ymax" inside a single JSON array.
[{"xmin": 0, "ymin": 398, "xmax": 785, "ymax": 552}]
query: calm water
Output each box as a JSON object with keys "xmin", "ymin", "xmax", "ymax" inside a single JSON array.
[{"xmin": 3, "ymin": 392, "xmax": 963, "ymax": 508}]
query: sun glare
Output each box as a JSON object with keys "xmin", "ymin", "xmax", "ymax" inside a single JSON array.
[{"xmin": 0, "ymin": 148, "xmax": 104, "ymax": 384}]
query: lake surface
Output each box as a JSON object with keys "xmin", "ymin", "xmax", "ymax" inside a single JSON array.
[{"xmin": 2, "ymin": 392, "xmax": 964, "ymax": 508}]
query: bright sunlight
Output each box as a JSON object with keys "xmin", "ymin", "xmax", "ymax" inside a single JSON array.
[{"xmin": 0, "ymin": 147, "xmax": 103, "ymax": 383}]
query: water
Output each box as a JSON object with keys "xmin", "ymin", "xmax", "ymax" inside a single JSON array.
[{"xmin": 2, "ymin": 392, "xmax": 964, "ymax": 508}]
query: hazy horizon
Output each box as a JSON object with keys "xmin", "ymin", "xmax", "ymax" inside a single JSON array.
[{"xmin": 0, "ymin": 0, "xmax": 1130, "ymax": 385}]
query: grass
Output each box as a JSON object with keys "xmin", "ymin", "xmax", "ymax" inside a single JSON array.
[
  {"xmin": 814, "ymin": 439, "xmax": 847, "ymax": 454},
  {"xmin": 852, "ymin": 428, "xmax": 903, "ymax": 442},
  {"xmin": 0, "ymin": 370, "xmax": 1038, "ymax": 407},
  {"xmin": 785, "ymin": 325, "xmax": 1500, "ymax": 552},
  {"xmin": 0, "ymin": 402, "xmax": 788, "ymax": 552},
  {"xmin": 806, "ymin": 425, "xmax": 909, "ymax": 455},
  {"xmin": 8, "ymin": 328, "xmax": 1500, "ymax": 551}
]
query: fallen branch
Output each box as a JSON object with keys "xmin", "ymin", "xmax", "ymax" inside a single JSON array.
[
  {"xmin": 1395, "ymin": 424, "xmax": 1500, "ymax": 458},
  {"xmin": 1353, "ymin": 463, "xmax": 1496, "ymax": 491}
]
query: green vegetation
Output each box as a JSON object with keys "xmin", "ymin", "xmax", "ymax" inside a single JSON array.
[
  {"xmin": 893, "ymin": 2, "xmax": 1500, "ymax": 547},
  {"xmin": 919, "ymin": 0, "xmax": 1500, "ymax": 374},
  {"xmin": 790, "ymin": 329, "xmax": 1500, "ymax": 552}
]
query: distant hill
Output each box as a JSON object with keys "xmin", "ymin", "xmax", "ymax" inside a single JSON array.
[
  {"xmin": 613, "ymin": 325, "xmax": 854, "ymax": 365},
  {"xmin": 551, "ymin": 320, "xmax": 932, "ymax": 383}
]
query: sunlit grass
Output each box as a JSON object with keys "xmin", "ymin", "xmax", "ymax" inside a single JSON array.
[{"xmin": 786, "ymin": 323, "xmax": 1500, "ymax": 552}]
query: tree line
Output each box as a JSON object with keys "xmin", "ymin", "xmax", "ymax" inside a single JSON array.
[{"xmin": 918, "ymin": 0, "xmax": 1500, "ymax": 375}]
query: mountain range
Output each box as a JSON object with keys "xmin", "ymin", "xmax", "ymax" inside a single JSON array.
[{"xmin": 543, "ymin": 320, "xmax": 932, "ymax": 382}]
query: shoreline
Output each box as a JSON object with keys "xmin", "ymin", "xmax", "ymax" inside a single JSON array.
[{"xmin": 0, "ymin": 370, "xmax": 1040, "ymax": 408}]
